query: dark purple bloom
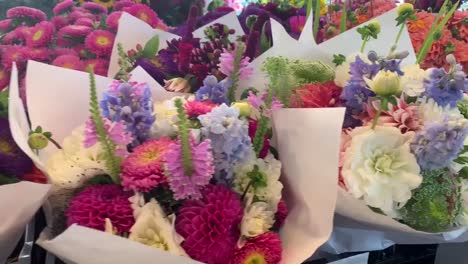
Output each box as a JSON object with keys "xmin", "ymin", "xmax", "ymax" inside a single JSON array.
[
  {"xmin": 0, "ymin": 117, "xmax": 32, "ymax": 177},
  {"xmin": 341, "ymin": 82, "xmax": 375, "ymax": 112},
  {"xmin": 349, "ymin": 56, "xmax": 381, "ymax": 84},
  {"xmin": 380, "ymin": 59, "xmax": 404, "ymax": 76},
  {"xmin": 424, "ymin": 64, "xmax": 466, "ymax": 108},
  {"xmin": 135, "ymin": 58, "xmax": 167, "ymax": 84}
]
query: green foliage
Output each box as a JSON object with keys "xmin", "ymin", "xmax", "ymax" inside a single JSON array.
[
  {"xmin": 144, "ymin": 185, "xmax": 181, "ymax": 215},
  {"xmin": 227, "ymin": 43, "xmax": 245, "ymax": 103},
  {"xmin": 458, "ymin": 100, "xmax": 468, "ymax": 119},
  {"xmin": 401, "ymin": 169, "xmax": 462, "ymax": 232},
  {"xmin": 263, "ymin": 56, "xmax": 292, "ymax": 106},
  {"xmin": 88, "ymin": 69, "xmax": 122, "ymax": 184},
  {"xmin": 142, "ymin": 35, "xmax": 160, "ymax": 59},
  {"xmin": 0, "ymin": 89, "xmax": 8, "ymax": 118},
  {"xmin": 174, "ymin": 98, "xmax": 194, "ymax": 176},
  {"xmin": 115, "ymin": 43, "xmax": 133, "ymax": 82},
  {"xmin": 85, "ymin": 174, "xmax": 114, "ymax": 185},
  {"xmin": 247, "ymin": 165, "xmax": 268, "ymax": 189},
  {"xmin": 288, "ymin": 60, "xmax": 335, "ymax": 85}
]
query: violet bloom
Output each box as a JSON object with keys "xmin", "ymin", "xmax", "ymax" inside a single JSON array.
[
  {"xmin": 0, "ymin": 117, "xmax": 32, "ymax": 177},
  {"xmin": 218, "ymin": 48, "xmax": 253, "ymax": 80},
  {"xmin": 195, "ymin": 75, "xmax": 231, "ymax": 104},
  {"xmin": 424, "ymin": 64, "xmax": 467, "ymax": 108},
  {"xmin": 84, "ymin": 118, "xmax": 133, "ymax": 156}
]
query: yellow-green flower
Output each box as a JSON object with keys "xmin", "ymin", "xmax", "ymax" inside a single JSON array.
[
  {"xmin": 232, "ymin": 102, "xmax": 252, "ymax": 117},
  {"xmin": 365, "ymin": 71, "xmax": 401, "ymax": 97},
  {"xmin": 368, "ymin": 20, "xmax": 381, "ymax": 35},
  {"xmin": 397, "ymin": 3, "xmax": 414, "ymax": 17}
]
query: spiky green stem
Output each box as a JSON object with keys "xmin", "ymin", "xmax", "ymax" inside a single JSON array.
[
  {"xmin": 340, "ymin": 4, "xmax": 347, "ymax": 33},
  {"xmin": 174, "ymin": 98, "xmax": 194, "ymax": 176},
  {"xmin": 116, "ymin": 43, "xmax": 130, "ymax": 82},
  {"xmin": 227, "ymin": 44, "xmax": 245, "ymax": 104},
  {"xmin": 88, "ymin": 69, "xmax": 121, "ymax": 184},
  {"xmin": 253, "ymin": 90, "xmax": 273, "ymax": 157}
]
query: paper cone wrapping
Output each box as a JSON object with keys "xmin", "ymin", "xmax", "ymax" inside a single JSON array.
[{"xmin": 9, "ymin": 61, "xmax": 346, "ymax": 263}]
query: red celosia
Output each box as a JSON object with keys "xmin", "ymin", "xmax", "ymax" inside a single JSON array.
[{"xmin": 290, "ymin": 81, "xmax": 342, "ymax": 108}]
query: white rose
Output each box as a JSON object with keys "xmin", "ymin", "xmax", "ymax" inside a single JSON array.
[
  {"xmin": 240, "ymin": 200, "xmax": 275, "ymax": 238},
  {"xmin": 342, "ymin": 126, "xmax": 422, "ymax": 217},
  {"xmin": 129, "ymin": 199, "xmax": 187, "ymax": 256},
  {"xmin": 334, "ymin": 53, "xmax": 368, "ymax": 87},
  {"xmin": 400, "ymin": 64, "xmax": 428, "ymax": 97}
]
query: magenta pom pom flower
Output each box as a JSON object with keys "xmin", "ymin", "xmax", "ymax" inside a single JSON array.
[
  {"xmin": 176, "ymin": 185, "xmax": 243, "ymax": 264},
  {"xmin": 0, "ymin": 67, "xmax": 9, "ymax": 90},
  {"xmin": 106, "ymin": 11, "xmax": 123, "ymax": 31},
  {"xmin": 113, "ymin": 0, "xmax": 136, "ymax": 11},
  {"xmin": 123, "ymin": 4, "xmax": 162, "ymax": 28},
  {"xmin": 218, "ymin": 48, "xmax": 254, "ymax": 80},
  {"xmin": 184, "ymin": 100, "xmax": 217, "ymax": 118},
  {"xmin": 85, "ymin": 30, "xmax": 115, "ymax": 57},
  {"xmin": 120, "ymin": 138, "xmax": 174, "ymax": 192},
  {"xmin": 66, "ymin": 184, "xmax": 135, "ymax": 234},
  {"xmin": 7, "ymin": 7, "xmax": 46, "ymax": 23},
  {"xmin": 83, "ymin": 2, "xmax": 108, "ymax": 15},
  {"xmin": 51, "ymin": 16, "xmax": 69, "ymax": 30},
  {"xmin": 0, "ymin": 19, "xmax": 12, "ymax": 33},
  {"xmin": 229, "ymin": 232, "xmax": 282, "ymax": 264},
  {"xmin": 52, "ymin": 55, "xmax": 84, "ymax": 70},
  {"xmin": 25, "ymin": 21, "xmax": 54, "ymax": 48},
  {"xmin": 84, "ymin": 59, "xmax": 109, "ymax": 76},
  {"xmin": 165, "ymin": 135, "xmax": 215, "ymax": 200},
  {"xmin": 59, "ymin": 25, "xmax": 93, "ymax": 39},
  {"xmin": 53, "ymin": 0, "xmax": 74, "ymax": 15}
]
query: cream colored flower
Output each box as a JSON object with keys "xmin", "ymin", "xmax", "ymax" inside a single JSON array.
[
  {"xmin": 334, "ymin": 53, "xmax": 367, "ymax": 87},
  {"xmin": 104, "ymin": 218, "xmax": 117, "ymax": 235},
  {"xmin": 418, "ymin": 98, "xmax": 462, "ymax": 124},
  {"xmin": 240, "ymin": 198, "xmax": 275, "ymax": 238},
  {"xmin": 234, "ymin": 154, "xmax": 283, "ymax": 211},
  {"xmin": 129, "ymin": 199, "xmax": 187, "ymax": 256},
  {"xmin": 150, "ymin": 96, "xmax": 194, "ymax": 138},
  {"xmin": 342, "ymin": 126, "xmax": 422, "ymax": 217},
  {"xmin": 365, "ymin": 71, "xmax": 401, "ymax": 97},
  {"xmin": 400, "ymin": 65, "xmax": 427, "ymax": 97}
]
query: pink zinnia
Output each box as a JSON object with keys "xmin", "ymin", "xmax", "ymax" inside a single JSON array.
[
  {"xmin": 176, "ymin": 184, "xmax": 243, "ymax": 264},
  {"xmin": 7, "ymin": 7, "xmax": 46, "ymax": 22},
  {"xmin": 83, "ymin": 2, "xmax": 108, "ymax": 15},
  {"xmin": 106, "ymin": 11, "xmax": 123, "ymax": 32},
  {"xmin": 0, "ymin": 67, "xmax": 10, "ymax": 91},
  {"xmin": 53, "ymin": 0, "xmax": 74, "ymax": 15},
  {"xmin": 113, "ymin": 0, "xmax": 136, "ymax": 11},
  {"xmin": 85, "ymin": 30, "xmax": 115, "ymax": 57},
  {"xmin": 184, "ymin": 100, "xmax": 217, "ymax": 118},
  {"xmin": 165, "ymin": 135, "xmax": 215, "ymax": 200},
  {"xmin": 229, "ymin": 232, "xmax": 282, "ymax": 264},
  {"xmin": 52, "ymin": 55, "xmax": 84, "ymax": 70},
  {"xmin": 120, "ymin": 138, "xmax": 173, "ymax": 192},
  {"xmin": 0, "ymin": 19, "xmax": 12, "ymax": 33},
  {"xmin": 66, "ymin": 184, "xmax": 135, "ymax": 234},
  {"xmin": 123, "ymin": 4, "xmax": 162, "ymax": 28},
  {"xmin": 74, "ymin": 18, "xmax": 95, "ymax": 27},
  {"xmin": 51, "ymin": 16, "xmax": 69, "ymax": 30},
  {"xmin": 289, "ymin": 16, "xmax": 306, "ymax": 34},
  {"xmin": 84, "ymin": 118, "xmax": 133, "ymax": 156},
  {"xmin": 84, "ymin": 59, "xmax": 109, "ymax": 76},
  {"xmin": 218, "ymin": 48, "xmax": 253, "ymax": 80},
  {"xmin": 25, "ymin": 21, "xmax": 54, "ymax": 48}
]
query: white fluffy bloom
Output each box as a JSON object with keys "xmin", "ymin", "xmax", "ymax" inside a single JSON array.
[
  {"xmin": 334, "ymin": 53, "xmax": 368, "ymax": 87},
  {"xmin": 456, "ymin": 179, "xmax": 468, "ymax": 226},
  {"xmin": 342, "ymin": 126, "xmax": 422, "ymax": 217},
  {"xmin": 234, "ymin": 154, "xmax": 283, "ymax": 211},
  {"xmin": 400, "ymin": 65, "xmax": 428, "ymax": 97},
  {"xmin": 129, "ymin": 199, "xmax": 187, "ymax": 256},
  {"xmin": 240, "ymin": 198, "xmax": 275, "ymax": 238},
  {"xmin": 418, "ymin": 97, "xmax": 462, "ymax": 124}
]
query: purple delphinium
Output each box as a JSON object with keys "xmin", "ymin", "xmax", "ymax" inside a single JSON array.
[
  {"xmin": 195, "ymin": 75, "xmax": 231, "ymax": 104},
  {"xmin": 341, "ymin": 83, "xmax": 375, "ymax": 112},
  {"xmin": 380, "ymin": 59, "xmax": 404, "ymax": 76},
  {"xmin": 424, "ymin": 64, "xmax": 467, "ymax": 108},
  {"xmin": 411, "ymin": 119, "xmax": 468, "ymax": 170},
  {"xmin": 100, "ymin": 81, "xmax": 155, "ymax": 147},
  {"xmin": 348, "ymin": 56, "xmax": 380, "ymax": 84},
  {"xmin": 0, "ymin": 117, "xmax": 32, "ymax": 177}
]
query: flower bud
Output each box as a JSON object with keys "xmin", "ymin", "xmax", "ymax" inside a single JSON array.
[
  {"xmin": 28, "ymin": 133, "xmax": 48, "ymax": 150},
  {"xmin": 367, "ymin": 50, "xmax": 378, "ymax": 62},
  {"xmin": 365, "ymin": 70, "xmax": 401, "ymax": 97},
  {"xmin": 397, "ymin": 3, "xmax": 414, "ymax": 17},
  {"xmin": 232, "ymin": 102, "xmax": 252, "ymax": 117},
  {"xmin": 368, "ymin": 20, "xmax": 381, "ymax": 35},
  {"xmin": 446, "ymin": 54, "xmax": 457, "ymax": 65}
]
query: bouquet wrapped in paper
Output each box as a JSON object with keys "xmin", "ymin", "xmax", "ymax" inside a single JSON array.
[{"xmin": 9, "ymin": 49, "xmax": 345, "ymax": 263}]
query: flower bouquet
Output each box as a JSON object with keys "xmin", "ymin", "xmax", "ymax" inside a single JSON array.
[{"xmin": 8, "ymin": 51, "xmax": 345, "ymax": 263}]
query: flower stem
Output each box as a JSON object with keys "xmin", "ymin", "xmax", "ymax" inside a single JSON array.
[
  {"xmin": 313, "ymin": 0, "xmax": 321, "ymax": 41},
  {"xmin": 360, "ymin": 38, "xmax": 368, "ymax": 53},
  {"xmin": 241, "ymin": 180, "xmax": 253, "ymax": 201},
  {"xmin": 391, "ymin": 24, "xmax": 405, "ymax": 52},
  {"xmin": 371, "ymin": 97, "xmax": 387, "ymax": 130},
  {"xmin": 227, "ymin": 44, "xmax": 245, "ymax": 104},
  {"xmin": 174, "ymin": 98, "xmax": 194, "ymax": 177},
  {"xmin": 47, "ymin": 137, "xmax": 62, "ymax": 150},
  {"xmin": 340, "ymin": 4, "xmax": 347, "ymax": 33}
]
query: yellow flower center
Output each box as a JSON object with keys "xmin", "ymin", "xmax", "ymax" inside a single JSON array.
[
  {"xmin": 62, "ymin": 63, "xmax": 74, "ymax": 69},
  {"xmin": 92, "ymin": 0, "xmax": 115, "ymax": 9},
  {"xmin": 244, "ymin": 253, "xmax": 267, "ymax": 264},
  {"xmin": 96, "ymin": 36, "xmax": 110, "ymax": 46},
  {"xmin": 0, "ymin": 140, "xmax": 13, "ymax": 155},
  {"xmin": 33, "ymin": 29, "xmax": 44, "ymax": 41},
  {"xmin": 139, "ymin": 12, "xmax": 149, "ymax": 22}
]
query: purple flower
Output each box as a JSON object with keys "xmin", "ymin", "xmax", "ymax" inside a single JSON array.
[
  {"xmin": 195, "ymin": 75, "xmax": 231, "ymax": 104},
  {"xmin": 84, "ymin": 118, "xmax": 133, "ymax": 156},
  {"xmin": 411, "ymin": 119, "xmax": 468, "ymax": 170},
  {"xmin": 134, "ymin": 58, "xmax": 167, "ymax": 85},
  {"xmin": 380, "ymin": 59, "xmax": 404, "ymax": 76},
  {"xmin": 100, "ymin": 81, "xmax": 155, "ymax": 146},
  {"xmin": 218, "ymin": 48, "xmax": 253, "ymax": 80},
  {"xmin": 165, "ymin": 135, "xmax": 215, "ymax": 200},
  {"xmin": 340, "ymin": 83, "xmax": 375, "ymax": 112},
  {"xmin": 0, "ymin": 118, "xmax": 32, "ymax": 177},
  {"xmin": 424, "ymin": 65, "xmax": 466, "ymax": 108},
  {"xmin": 247, "ymin": 91, "xmax": 282, "ymax": 118},
  {"xmin": 349, "ymin": 56, "xmax": 380, "ymax": 84}
]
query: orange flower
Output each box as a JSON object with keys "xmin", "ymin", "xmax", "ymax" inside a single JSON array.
[{"xmin": 357, "ymin": 15, "xmax": 369, "ymax": 24}]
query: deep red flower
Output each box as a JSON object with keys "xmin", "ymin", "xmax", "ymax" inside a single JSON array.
[{"xmin": 290, "ymin": 81, "xmax": 342, "ymax": 108}]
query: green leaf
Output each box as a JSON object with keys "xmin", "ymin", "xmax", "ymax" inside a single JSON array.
[
  {"xmin": 260, "ymin": 23, "xmax": 271, "ymax": 53},
  {"xmin": 241, "ymin": 87, "xmax": 259, "ymax": 100},
  {"xmin": 35, "ymin": 126, "xmax": 43, "ymax": 133},
  {"xmin": 386, "ymin": 96, "xmax": 398, "ymax": 107},
  {"xmin": 332, "ymin": 54, "xmax": 346, "ymax": 66},
  {"xmin": 43, "ymin": 132, "xmax": 52, "ymax": 138},
  {"xmin": 459, "ymin": 167, "xmax": 468, "ymax": 180},
  {"xmin": 142, "ymin": 35, "xmax": 160, "ymax": 59},
  {"xmin": 0, "ymin": 89, "xmax": 8, "ymax": 118},
  {"xmin": 454, "ymin": 156, "xmax": 468, "ymax": 164}
]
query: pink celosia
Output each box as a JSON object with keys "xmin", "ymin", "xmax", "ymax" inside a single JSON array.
[
  {"xmin": 25, "ymin": 21, "xmax": 54, "ymax": 48},
  {"xmin": 74, "ymin": 18, "xmax": 95, "ymax": 27},
  {"xmin": 66, "ymin": 184, "xmax": 135, "ymax": 234},
  {"xmin": 165, "ymin": 135, "xmax": 215, "ymax": 200},
  {"xmin": 51, "ymin": 16, "xmax": 69, "ymax": 30},
  {"xmin": 218, "ymin": 48, "xmax": 253, "ymax": 80},
  {"xmin": 184, "ymin": 100, "xmax": 217, "ymax": 118},
  {"xmin": 360, "ymin": 97, "xmax": 421, "ymax": 133},
  {"xmin": 289, "ymin": 16, "xmax": 306, "ymax": 34},
  {"xmin": 84, "ymin": 118, "xmax": 133, "ymax": 156},
  {"xmin": 53, "ymin": 0, "xmax": 74, "ymax": 15},
  {"xmin": 0, "ymin": 19, "xmax": 12, "ymax": 33},
  {"xmin": 7, "ymin": 7, "xmax": 46, "ymax": 22},
  {"xmin": 175, "ymin": 185, "xmax": 243, "ymax": 264},
  {"xmin": 52, "ymin": 55, "xmax": 84, "ymax": 71},
  {"xmin": 120, "ymin": 137, "xmax": 173, "ymax": 192},
  {"xmin": 229, "ymin": 232, "xmax": 282, "ymax": 264},
  {"xmin": 106, "ymin": 11, "xmax": 123, "ymax": 31},
  {"xmin": 123, "ymin": 4, "xmax": 163, "ymax": 28},
  {"xmin": 84, "ymin": 59, "xmax": 109, "ymax": 76},
  {"xmin": 85, "ymin": 30, "xmax": 115, "ymax": 56},
  {"xmin": 83, "ymin": 2, "xmax": 108, "ymax": 14}
]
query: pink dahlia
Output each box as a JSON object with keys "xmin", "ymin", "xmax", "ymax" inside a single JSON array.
[
  {"xmin": 52, "ymin": 55, "xmax": 84, "ymax": 71},
  {"xmin": 51, "ymin": 16, "xmax": 69, "ymax": 30},
  {"xmin": 53, "ymin": 0, "xmax": 74, "ymax": 15},
  {"xmin": 74, "ymin": 18, "xmax": 95, "ymax": 27},
  {"xmin": 106, "ymin": 11, "xmax": 123, "ymax": 32},
  {"xmin": 83, "ymin": 2, "xmax": 108, "ymax": 15},
  {"xmin": 66, "ymin": 184, "xmax": 135, "ymax": 234},
  {"xmin": 0, "ymin": 19, "xmax": 12, "ymax": 33},
  {"xmin": 113, "ymin": 0, "xmax": 136, "ymax": 11},
  {"xmin": 6, "ymin": 7, "xmax": 46, "ymax": 22},
  {"xmin": 184, "ymin": 100, "xmax": 217, "ymax": 118},
  {"xmin": 84, "ymin": 59, "xmax": 109, "ymax": 76},
  {"xmin": 176, "ymin": 184, "xmax": 243, "ymax": 264},
  {"xmin": 360, "ymin": 97, "xmax": 421, "ymax": 133},
  {"xmin": 59, "ymin": 25, "xmax": 93, "ymax": 39},
  {"xmin": 85, "ymin": 30, "xmax": 115, "ymax": 57},
  {"xmin": 165, "ymin": 135, "xmax": 215, "ymax": 200},
  {"xmin": 120, "ymin": 137, "xmax": 173, "ymax": 192},
  {"xmin": 289, "ymin": 16, "xmax": 306, "ymax": 34},
  {"xmin": 123, "ymin": 4, "xmax": 163, "ymax": 28},
  {"xmin": 248, "ymin": 119, "xmax": 269, "ymax": 159},
  {"xmin": 290, "ymin": 81, "xmax": 342, "ymax": 108},
  {"xmin": 25, "ymin": 21, "xmax": 54, "ymax": 48},
  {"xmin": 229, "ymin": 232, "xmax": 282, "ymax": 264},
  {"xmin": 0, "ymin": 67, "xmax": 10, "ymax": 91},
  {"xmin": 218, "ymin": 48, "xmax": 253, "ymax": 80}
]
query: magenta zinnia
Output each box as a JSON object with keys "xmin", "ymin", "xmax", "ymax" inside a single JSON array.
[
  {"xmin": 66, "ymin": 184, "xmax": 135, "ymax": 234},
  {"xmin": 52, "ymin": 55, "xmax": 84, "ymax": 71},
  {"xmin": 120, "ymin": 137, "xmax": 173, "ymax": 192},
  {"xmin": 229, "ymin": 232, "xmax": 282, "ymax": 264},
  {"xmin": 25, "ymin": 21, "xmax": 54, "ymax": 48},
  {"xmin": 165, "ymin": 135, "xmax": 215, "ymax": 200},
  {"xmin": 176, "ymin": 185, "xmax": 243, "ymax": 264},
  {"xmin": 85, "ymin": 30, "xmax": 115, "ymax": 57}
]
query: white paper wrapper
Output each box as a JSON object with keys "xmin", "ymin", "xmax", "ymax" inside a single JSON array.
[
  {"xmin": 9, "ymin": 61, "xmax": 346, "ymax": 263},
  {"xmin": 0, "ymin": 182, "xmax": 51, "ymax": 263},
  {"xmin": 108, "ymin": 11, "xmax": 245, "ymax": 78}
]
